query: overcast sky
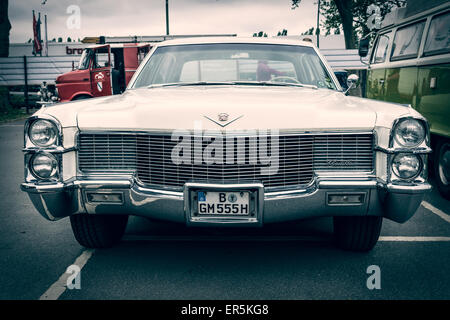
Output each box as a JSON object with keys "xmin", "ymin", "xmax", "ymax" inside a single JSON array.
[{"xmin": 9, "ymin": 0, "xmax": 320, "ymax": 43}]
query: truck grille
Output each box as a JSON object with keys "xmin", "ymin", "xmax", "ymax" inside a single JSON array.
[{"xmin": 78, "ymin": 132, "xmax": 373, "ymax": 190}]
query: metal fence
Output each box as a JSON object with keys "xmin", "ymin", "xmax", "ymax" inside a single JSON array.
[
  {"xmin": 0, "ymin": 55, "xmax": 76, "ymax": 86},
  {"xmin": 321, "ymin": 49, "xmax": 368, "ymax": 70}
]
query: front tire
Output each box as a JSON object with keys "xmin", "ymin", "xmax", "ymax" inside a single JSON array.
[
  {"xmin": 433, "ymin": 139, "xmax": 450, "ymax": 200},
  {"xmin": 72, "ymin": 95, "xmax": 92, "ymax": 101},
  {"xmin": 333, "ymin": 216, "xmax": 382, "ymax": 252},
  {"xmin": 70, "ymin": 214, "xmax": 128, "ymax": 248}
]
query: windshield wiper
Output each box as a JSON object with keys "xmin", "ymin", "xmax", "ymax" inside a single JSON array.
[
  {"xmin": 147, "ymin": 81, "xmax": 235, "ymax": 89},
  {"xmin": 230, "ymin": 80, "xmax": 318, "ymax": 89},
  {"xmin": 147, "ymin": 80, "xmax": 318, "ymax": 89}
]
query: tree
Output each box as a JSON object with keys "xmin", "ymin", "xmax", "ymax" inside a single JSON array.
[
  {"xmin": 301, "ymin": 27, "xmax": 315, "ymax": 35},
  {"xmin": 0, "ymin": 0, "xmax": 11, "ymax": 57},
  {"xmin": 292, "ymin": 0, "xmax": 405, "ymax": 49},
  {"xmin": 277, "ymin": 29, "xmax": 288, "ymax": 36},
  {"xmin": 253, "ymin": 31, "xmax": 268, "ymax": 37}
]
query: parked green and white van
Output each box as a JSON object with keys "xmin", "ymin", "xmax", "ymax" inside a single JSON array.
[{"xmin": 360, "ymin": 2, "xmax": 450, "ymax": 199}]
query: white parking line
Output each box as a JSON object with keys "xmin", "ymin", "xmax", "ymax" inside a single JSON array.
[
  {"xmin": 39, "ymin": 249, "xmax": 94, "ymax": 300},
  {"xmin": 37, "ymin": 234, "xmax": 448, "ymax": 300},
  {"xmin": 123, "ymin": 235, "xmax": 450, "ymax": 242},
  {"xmin": 422, "ymin": 201, "xmax": 450, "ymax": 223},
  {"xmin": 379, "ymin": 236, "xmax": 450, "ymax": 242}
]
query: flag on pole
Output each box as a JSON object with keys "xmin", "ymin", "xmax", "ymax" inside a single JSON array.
[
  {"xmin": 32, "ymin": 10, "xmax": 42, "ymax": 56},
  {"xmin": 37, "ymin": 13, "xmax": 42, "ymax": 56}
]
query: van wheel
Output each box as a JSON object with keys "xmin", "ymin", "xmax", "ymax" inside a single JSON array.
[
  {"xmin": 434, "ymin": 139, "xmax": 450, "ymax": 200},
  {"xmin": 72, "ymin": 95, "xmax": 91, "ymax": 101},
  {"xmin": 333, "ymin": 216, "xmax": 382, "ymax": 252},
  {"xmin": 70, "ymin": 214, "xmax": 128, "ymax": 248}
]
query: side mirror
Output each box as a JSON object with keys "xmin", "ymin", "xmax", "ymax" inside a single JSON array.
[
  {"xmin": 358, "ymin": 38, "xmax": 370, "ymax": 57},
  {"xmin": 345, "ymin": 74, "xmax": 359, "ymax": 95}
]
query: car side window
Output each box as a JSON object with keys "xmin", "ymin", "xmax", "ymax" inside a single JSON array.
[
  {"xmin": 372, "ymin": 32, "xmax": 391, "ymax": 64},
  {"xmin": 424, "ymin": 11, "xmax": 450, "ymax": 56},
  {"xmin": 391, "ymin": 21, "xmax": 425, "ymax": 60}
]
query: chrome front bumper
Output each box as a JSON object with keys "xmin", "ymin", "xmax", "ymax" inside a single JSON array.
[{"xmin": 20, "ymin": 178, "xmax": 431, "ymax": 224}]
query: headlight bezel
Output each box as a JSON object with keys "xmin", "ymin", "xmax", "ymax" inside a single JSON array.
[
  {"xmin": 25, "ymin": 115, "xmax": 62, "ymax": 149},
  {"xmin": 390, "ymin": 152, "xmax": 423, "ymax": 181},
  {"xmin": 29, "ymin": 119, "xmax": 58, "ymax": 147},
  {"xmin": 390, "ymin": 117, "xmax": 427, "ymax": 149},
  {"xmin": 29, "ymin": 152, "xmax": 59, "ymax": 181}
]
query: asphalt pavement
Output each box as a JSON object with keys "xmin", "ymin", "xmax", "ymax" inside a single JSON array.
[{"xmin": 1, "ymin": 119, "xmax": 449, "ymax": 300}]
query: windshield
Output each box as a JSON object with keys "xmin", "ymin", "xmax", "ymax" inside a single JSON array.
[
  {"xmin": 132, "ymin": 43, "xmax": 337, "ymax": 90},
  {"xmin": 78, "ymin": 49, "xmax": 92, "ymax": 70}
]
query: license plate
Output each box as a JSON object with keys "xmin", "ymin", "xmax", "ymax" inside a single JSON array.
[{"xmin": 197, "ymin": 191, "xmax": 250, "ymax": 215}]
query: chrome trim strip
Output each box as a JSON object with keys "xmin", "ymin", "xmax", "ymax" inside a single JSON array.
[
  {"xmin": 384, "ymin": 182, "xmax": 432, "ymax": 194},
  {"xmin": 23, "ymin": 146, "xmax": 78, "ymax": 154},
  {"xmin": 318, "ymin": 180, "xmax": 377, "ymax": 189},
  {"xmin": 75, "ymin": 129, "xmax": 375, "ymax": 136},
  {"xmin": 21, "ymin": 182, "xmax": 67, "ymax": 193},
  {"xmin": 21, "ymin": 178, "xmax": 431, "ymax": 196},
  {"xmin": 375, "ymin": 146, "xmax": 432, "ymax": 154}
]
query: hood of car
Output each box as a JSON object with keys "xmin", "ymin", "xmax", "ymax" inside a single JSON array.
[
  {"xmin": 55, "ymin": 69, "xmax": 88, "ymax": 84},
  {"xmin": 42, "ymin": 85, "xmax": 414, "ymax": 132}
]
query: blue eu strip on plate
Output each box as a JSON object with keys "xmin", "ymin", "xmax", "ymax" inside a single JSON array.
[{"xmin": 198, "ymin": 192, "xmax": 206, "ymax": 202}]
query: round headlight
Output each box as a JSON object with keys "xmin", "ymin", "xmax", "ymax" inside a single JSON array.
[
  {"xmin": 392, "ymin": 153, "xmax": 422, "ymax": 180},
  {"xmin": 29, "ymin": 119, "xmax": 58, "ymax": 147},
  {"xmin": 31, "ymin": 153, "xmax": 58, "ymax": 180},
  {"xmin": 393, "ymin": 119, "xmax": 425, "ymax": 147}
]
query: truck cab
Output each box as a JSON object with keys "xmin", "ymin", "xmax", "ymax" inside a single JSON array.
[{"xmin": 55, "ymin": 43, "xmax": 151, "ymax": 102}]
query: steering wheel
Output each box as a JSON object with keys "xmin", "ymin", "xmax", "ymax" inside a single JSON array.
[{"xmin": 270, "ymin": 76, "xmax": 301, "ymax": 84}]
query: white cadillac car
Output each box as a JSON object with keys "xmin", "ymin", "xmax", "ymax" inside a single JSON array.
[{"xmin": 21, "ymin": 37, "xmax": 431, "ymax": 251}]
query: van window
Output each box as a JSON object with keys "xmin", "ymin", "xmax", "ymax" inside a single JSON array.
[
  {"xmin": 424, "ymin": 11, "xmax": 450, "ymax": 56},
  {"xmin": 372, "ymin": 32, "xmax": 391, "ymax": 63},
  {"xmin": 391, "ymin": 21, "xmax": 425, "ymax": 60},
  {"xmin": 93, "ymin": 51, "xmax": 111, "ymax": 69}
]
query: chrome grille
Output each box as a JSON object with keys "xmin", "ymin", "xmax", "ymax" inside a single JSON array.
[
  {"xmin": 313, "ymin": 134, "xmax": 374, "ymax": 172},
  {"xmin": 78, "ymin": 132, "xmax": 373, "ymax": 190}
]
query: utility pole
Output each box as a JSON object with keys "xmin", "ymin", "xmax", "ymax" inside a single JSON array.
[
  {"xmin": 165, "ymin": 0, "xmax": 169, "ymax": 36},
  {"xmin": 44, "ymin": 14, "xmax": 48, "ymax": 56},
  {"xmin": 42, "ymin": 0, "xmax": 48, "ymax": 56},
  {"xmin": 316, "ymin": 0, "xmax": 320, "ymax": 48}
]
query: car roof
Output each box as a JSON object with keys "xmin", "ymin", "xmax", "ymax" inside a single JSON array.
[{"xmin": 155, "ymin": 36, "xmax": 316, "ymax": 48}]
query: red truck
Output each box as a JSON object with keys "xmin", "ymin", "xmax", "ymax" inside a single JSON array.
[{"xmin": 55, "ymin": 42, "xmax": 151, "ymax": 102}]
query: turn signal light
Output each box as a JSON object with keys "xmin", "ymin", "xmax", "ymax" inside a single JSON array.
[
  {"xmin": 327, "ymin": 193, "xmax": 365, "ymax": 205},
  {"xmin": 86, "ymin": 192, "xmax": 123, "ymax": 204}
]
